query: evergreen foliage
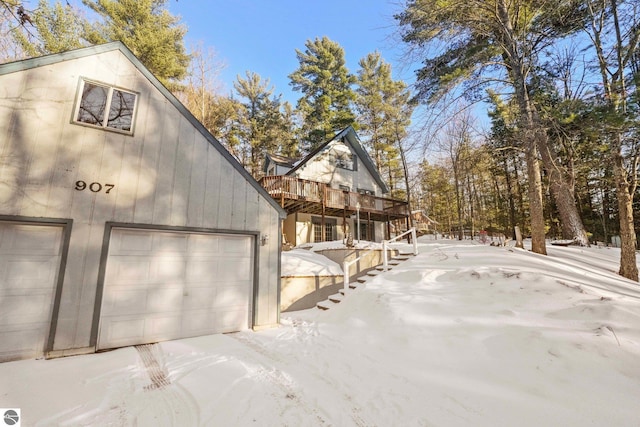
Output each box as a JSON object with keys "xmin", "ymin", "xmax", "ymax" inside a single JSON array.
[
  {"xmin": 12, "ymin": 0, "xmax": 86, "ymax": 56},
  {"xmin": 289, "ymin": 36, "xmax": 356, "ymax": 152},
  {"xmin": 234, "ymin": 71, "xmax": 298, "ymax": 178},
  {"xmin": 82, "ymin": 0, "xmax": 190, "ymax": 89},
  {"xmin": 355, "ymin": 51, "xmax": 415, "ymax": 199}
]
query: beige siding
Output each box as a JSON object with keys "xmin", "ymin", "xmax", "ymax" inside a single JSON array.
[
  {"xmin": 283, "ymin": 215, "xmax": 297, "ymax": 246},
  {"xmin": 0, "ymin": 48, "xmax": 281, "ymax": 354},
  {"xmin": 294, "ymin": 140, "xmax": 382, "ymax": 196},
  {"xmin": 296, "ymin": 213, "xmax": 313, "ymax": 244}
]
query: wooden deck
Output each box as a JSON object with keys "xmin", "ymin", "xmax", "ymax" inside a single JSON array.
[{"xmin": 259, "ymin": 175, "xmax": 409, "ymax": 222}]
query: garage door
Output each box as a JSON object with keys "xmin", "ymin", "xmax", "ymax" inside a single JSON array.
[
  {"xmin": 0, "ymin": 222, "xmax": 64, "ymax": 361},
  {"xmin": 98, "ymin": 228, "xmax": 254, "ymax": 350}
]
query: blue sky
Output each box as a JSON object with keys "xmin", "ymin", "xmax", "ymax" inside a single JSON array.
[{"xmin": 166, "ymin": 1, "xmax": 414, "ymax": 104}]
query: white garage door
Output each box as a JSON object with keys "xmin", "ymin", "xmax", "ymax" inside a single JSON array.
[
  {"xmin": 98, "ymin": 228, "xmax": 254, "ymax": 350},
  {"xmin": 0, "ymin": 222, "xmax": 64, "ymax": 361}
]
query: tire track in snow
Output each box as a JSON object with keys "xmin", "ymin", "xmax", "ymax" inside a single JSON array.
[
  {"xmin": 134, "ymin": 343, "xmax": 200, "ymax": 426},
  {"xmin": 230, "ymin": 330, "xmax": 376, "ymax": 427},
  {"xmin": 136, "ymin": 343, "xmax": 171, "ymax": 389},
  {"xmin": 230, "ymin": 332, "xmax": 330, "ymax": 425},
  {"xmin": 35, "ymin": 345, "xmax": 200, "ymax": 426}
]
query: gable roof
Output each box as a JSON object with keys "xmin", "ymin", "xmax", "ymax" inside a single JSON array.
[
  {"xmin": 263, "ymin": 153, "xmax": 297, "ymax": 173},
  {"xmin": 0, "ymin": 42, "xmax": 287, "ymax": 219},
  {"xmin": 286, "ymin": 126, "xmax": 389, "ymax": 193}
]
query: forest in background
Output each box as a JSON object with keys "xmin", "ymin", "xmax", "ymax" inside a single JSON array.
[{"xmin": 1, "ymin": 0, "xmax": 639, "ymax": 280}]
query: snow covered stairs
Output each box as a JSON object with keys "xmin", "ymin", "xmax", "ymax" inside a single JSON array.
[{"xmin": 316, "ymin": 252, "xmax": 414, "ymax": 310}]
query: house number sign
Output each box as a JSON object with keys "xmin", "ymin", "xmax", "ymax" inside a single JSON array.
[{"xmin": 75, "ymin": 180, "xmax": 115, "ymax": 194}]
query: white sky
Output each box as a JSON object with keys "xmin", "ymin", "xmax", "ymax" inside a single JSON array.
[{"xmin": 1, "ymin": 237, "xmax": 639, "ymax": 426}]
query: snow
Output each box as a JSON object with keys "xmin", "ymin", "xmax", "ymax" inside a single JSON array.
[
  {"xmin": 281, "ymin": 248, "xmax": 343, "ymax": 277},
  {"xmin": 1, "ymin": 238, "xmax": 639, "ymax": 426},
  {"xmin": 296, "ymin": 239, "xmax": 384, "ymax": 252}
]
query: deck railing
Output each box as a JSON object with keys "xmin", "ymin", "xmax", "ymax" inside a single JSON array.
[
  {"xmin": 343, "ymin": 227, "xmax": 418, "ymax": 290},
  {"xmin": 382, "ymin": 228, "xmax": 418, "ymax": 271},
  {"xmin": 260, "ymin": 175, "xmax": 408, "ymax": 216}
]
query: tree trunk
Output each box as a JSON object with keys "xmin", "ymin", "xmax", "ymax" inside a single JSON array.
[
  {"xmin": 397, "ymin": 134, "xmax": 414, "ymax": 237},
  {"xmin": 525, "ymin": 133, "xmax": 547, "ymax": 255},
  {"xmin": 585, "ymin": 0, "xmax": 639, "ymax": 280},
  {"xmin": 502, "ymin": 154, "xmax": 516, "ymax": 234},
  {"xmin": 613, "ymin": 140, "xmax": 638, "ymax": 281},
  {"xmin": 466, "ymin": 173, "xmax": 475, "ymax": 239},
  {"xmin": 512, "ymin": 155, "xmax": 526, "ymax": 239},
  {"xmin": 537, "ymin": 131, "xmax": 590, "ymax": 245},
  {"xmin": 454, "ymin": 173, "xmax": 464, "ymax": 240},
  {"xmin": 497, "ymin": 0, "xmax": 546, "ymax": 254}
]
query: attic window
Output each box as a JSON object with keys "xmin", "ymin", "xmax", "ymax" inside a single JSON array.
[
  {"xmin": 74, "ymin": 79, "xmax": 137, "ymax": 134},
  {"xmin": 335, "ymin": 153, "xmax": 357, "ymax": 171}
]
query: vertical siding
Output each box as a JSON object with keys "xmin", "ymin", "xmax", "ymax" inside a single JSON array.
[
  {"xmin": 152, "ymin": 101, "xmax": 179, "ymax": 224},
  {"xmin": 170, "ymin": 116, "xmax": 195, "ymax": 225},
  {"xmin": 48, "ymin": 124, "xmax": 85, "ymax": 219},
  {"xmin": 132, "ymin": 89, "xmax": 161, "ymax": 224},
  {"xmin": 216, "ymin": 160, "xmax": 234, "ymax": 229},
  {"xmin": 0, "ymin": 48, "xmax": 283, "ymax": 353},
  {"xmin": 256, "ymin": 196, "xmax": 279, "ymax": 327},
  {"xmin": 52, "ymin": 222, "xmax": 91, "ymax": 349},
  {"xmin": 295, "ymin": 141, "xmax": 383, "ymax": 195},
  {"xmin": 231, "ymin": 172, "xmax": 248, "ymax": 229},
  {"xmin": 203, "ymin": 145, "xmax": 222, "ymax": 229},
  {"xmin": 187, "ymin": 133, "xmax": 208, "ymax": 228},
  {"xmin": 244, "ymin": 185, "xmax": 260, "ymax": 231},
  {"xmin": 73, "ymin": 222, "xmax": 105, "ymax": 345},
  {"xmin": 74, "ymin": 128, "xmax": 109, "ymax": 219},
  {"xmin": 20, "ymin": 76, "xmax": 54, "ymax": 217}
]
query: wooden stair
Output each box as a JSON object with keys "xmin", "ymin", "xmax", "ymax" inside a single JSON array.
[{"xmin": 315, "ymin": 253, "xmax": 415, "ymax": 310}]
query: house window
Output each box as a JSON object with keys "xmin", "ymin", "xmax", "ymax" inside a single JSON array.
[
  {"xmin": 312, "ymin": 217, "xmax": 337, "ymax": 242},
  {"xmin": 357, "ymin": 221, "xmax": 374, "ymax": 241},
  {"xmin": 74, "ymin": 79, "xmax": 137, "ymax": 133},
  {"xmin": 335, "ymin": 153, "xmax": 357, "ymax": 171}
]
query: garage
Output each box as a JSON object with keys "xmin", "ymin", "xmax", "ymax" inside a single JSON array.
[
  {"xmin": 2, "ymin": 43, "xmax": 285, "ymax": 360},
  {"xmin": 98, "ymin": 228, "xmax": 255, "ymax": 350},
  {"xmin": 0, "ymin": 221, "xmax": 65, "ymax": 361}
]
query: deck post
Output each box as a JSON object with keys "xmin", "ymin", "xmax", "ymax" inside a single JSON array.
[
  {"xmin": 342, "ymin": 200, "xmax": 347, "ymax": 240},
  {"xmin": 386, "ymin": 214, "xmax": 391, "ymax": 240},
  {"xmin": 406, "ymin": 215, "xmax": 411, "ymax": 242},
  {"xmin": 321, "ymin": 185, "xmax": 326, "ymax": 242}
]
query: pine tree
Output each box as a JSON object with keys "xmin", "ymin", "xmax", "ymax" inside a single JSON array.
[
  {"xmin": 289, "ymin": 36, "xmax": 356, "ymax": 151},
  {"xmin": 82, "ymin": 0, "xmax": 189, "ymax": 89},
  {"xmin": 355, "ymin": 52, "xmax": 393, "ymax": 171},
  {"xmin": 396, "ymin": 0, "xmax": 591, "ymax": 254},
  {"xmin": 355, "ymin": 51, "xmax": 415, "ymax": 204},
  {"xmin": 582, "ymin": 0, "xmax": 640, "ymax": 281},
  {"xmin": 234, "ymin": 71, "xmax": 295, "ymax": 178},
  {"xmin": 11, "ymin": 0, "xmax": 85, "ymax": 57}
]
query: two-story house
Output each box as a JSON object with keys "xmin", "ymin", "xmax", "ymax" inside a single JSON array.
[{"xmin": 261, "ymin": 126, "xmax": 409, "ymax": 246}]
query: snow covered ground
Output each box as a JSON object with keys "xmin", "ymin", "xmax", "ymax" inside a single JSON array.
[
  {"xmin": 281, "ymin": 248, "xmax": 343, "ymax": 277},
  {"xmin": 1, "ymin": 238, "xmax": 639, "ymax": 426}
]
